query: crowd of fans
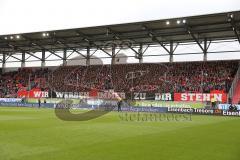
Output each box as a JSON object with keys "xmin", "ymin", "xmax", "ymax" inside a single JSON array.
[
  {"xmin": 50, "ymin": 61, "xmax": 239, "ymax": 94},
  {"xmin": 0, "ymin": 68, "xmax": 49, "ymax": 97},
  {"xmin": 0, "ymin": 61, "xmax": 238, "ymax": 98}
]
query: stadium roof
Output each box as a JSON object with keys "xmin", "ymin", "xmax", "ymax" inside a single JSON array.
[{"xmin": 0, "ymin": 11, "xmax": 240, "ymax": 54}]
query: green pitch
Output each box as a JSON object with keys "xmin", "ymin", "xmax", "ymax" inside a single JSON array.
[{"xmin": 0, "ymin": 107, "xmax": 239, "ymax": 160}]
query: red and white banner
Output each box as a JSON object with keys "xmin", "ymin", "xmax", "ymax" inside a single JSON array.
[
  {"xmin": 17, "ymin": 89, "xmax": 227, "ymax": 102},
  {"xmin": 174, "ymin": 91, "xmax": 227, "ymax": 103},
  {"xmin": 18, "ymin": 89, "xmax": 48, "ymax": 98}
]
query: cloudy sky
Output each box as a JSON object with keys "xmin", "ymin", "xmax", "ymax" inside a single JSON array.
[
  {"xmin": 0, "ymin": 0, "xmax": 239, "ymax": 67},
  {"xmin": 0, "ymin": 0, "xmax": 239, "ymax": 35}
]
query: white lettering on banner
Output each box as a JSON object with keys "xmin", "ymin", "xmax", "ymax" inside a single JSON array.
[
  {"xmin": 168, "ymin": 107, "xmax": 193, "ymax": 113},
  {"xmin": 64, "ymin": 92, "xmax": 69, "ymax": 98},
  {"xmin": 33, "ymin": 91, "xmax": 41, "ymax": 98},
  {"xmin": 98, "ymin": 92, "xmax": 108, "ymax": 99},
  {"xmin": 134, "ymin": 93, "xmax": 146, "ymax": 100},
  {"xmin": 56, "ymin": 92, "xmax": 89, "ymax": 98},
  {"xmin": 188, "ymin": 93, "xmax": 194, "ymax": 101},
  {"xmin": 194, "ymin": 108, "xmax": 214, "ymax": 114},
  {"xmin": 97, "ymin": 92, "xmax": 125, "ymax": 99},
  {"xmin": 33, "ymin": 91, "xmax": 48, "ymax": 98},
  {"xmin": 165, "ymin": 93, "xmax": 172, "ymax": 101},
  {"xmin": 56, "ymin": 91, "xmax": 124, "ymax": 99},
  {"xmin": 168, "ymin": 107, "xmax": 215, "ymax": 115},
  {"xmin": 180, "ymin": 93, "xmax": 224, "ymax": 101},
  {"xmin": 53, "ymin": 92, "xmax": 225, "ymax": 101},
  {"xmin": 155, "ymin": 93, "xmax": 172, "ymax": 101},
  {"xmin": 195, "ymin": 94, "xmax": 202, "ymax": 101},
  {"xmin": 81, "ymin": 92, "xmax": 89, "ymax": 97},
  {"xmin": 119, "ymin": 92, "xmax": 126, "ymax": 99},
  {"xmin": 140, "ymin": 93, "xmax": 146, "ymax": 100},
  {"xmin": 214, "ymin": 94, "xmax": 222, "ymax": 101},
  {"xmin": 223, "ymin": 111, "xmax": 240, "ymax": 116},
  {"xmin": 56, "ymin": 92, "xmax": 64, "ymax": 98},
  {"xmin": 181, "ymin": 93, "xmax": 187, "ymax": 101},
  {"xmin": 43, "ymin": 92, "xmax": 48, "ymax": 98},
  {"xmin": 203, "ymin": 94, "xmax": 211, "ymax": 101},
  {"xmin": 134, "ymin": 93, "xmax": 139, "ymax": 100}
]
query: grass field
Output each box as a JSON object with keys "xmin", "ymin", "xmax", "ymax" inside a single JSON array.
[{"xmin": 0, "ymin": 107, "xmax": 240, "ymax": 160}]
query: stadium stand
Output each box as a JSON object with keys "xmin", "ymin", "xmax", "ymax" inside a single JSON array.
[
  {"xmin": 51, "ymin": 61, "xmax": 238, "ymax": 93},
  {"xmin": 0, "ymin": 60, "xmax": 238, "ymax": 98},
  {"xmin": 0, "ymin": 68, "xmax": 49, "ymax": 97}
]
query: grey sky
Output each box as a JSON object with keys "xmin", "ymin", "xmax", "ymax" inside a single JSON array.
[{"xmin": 0, "ymin": 0, "xmax": 239, "ymax": 35}]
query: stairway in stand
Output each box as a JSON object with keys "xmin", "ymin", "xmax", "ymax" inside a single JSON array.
[{"xmin": 232, "ymin": 80, "xmax": 240, "ymax": 104}]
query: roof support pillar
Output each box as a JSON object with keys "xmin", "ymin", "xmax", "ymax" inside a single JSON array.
[
  {"xmin": 111, "ymin": 45, "xmax": 116, "ymax": 65},
  {"xmin": 41, "ymin": 49, "xmax": 46, "ymax": 68},
  {"xmin": 169, "ymin": 41, "xmax": 174, "ymax": 63},
  {"xmin": 139, "ymin": 43, "xmax": 143, "ymax": 63},
  {"xmin": 21, "ymin": 52, "xmax": 26, "ymax": 68},
  {"xmin": 203, "ymin": 38, "xmax": 208, "ymax": 61},
  {"xmin": 86, "ymin": 47, "xmax": 90, "ymax": 66},
  {"xmin": 63, "ymin": 49, "xmax": 67, "ymax": 66},
  {"xmin": 2, "ymin": 54, "xmax": 6, "ymax": 73}
]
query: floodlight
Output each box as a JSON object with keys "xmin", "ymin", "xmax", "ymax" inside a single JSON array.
[
  {"xmin": 148, "ymin": 33, "xmax": 153, "ymax": 37},
  {"xmin": 83, "ymin": 38, "xmax": 89, "ymax": 42}
]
